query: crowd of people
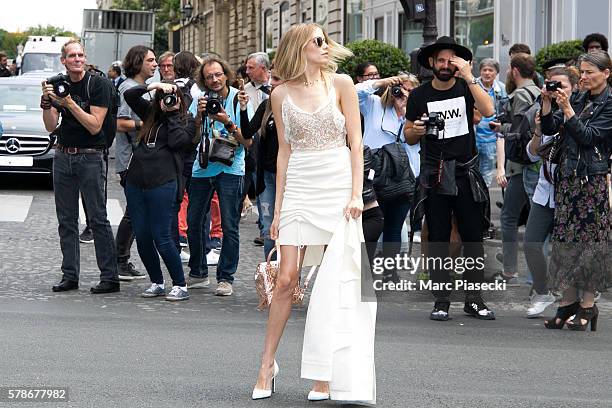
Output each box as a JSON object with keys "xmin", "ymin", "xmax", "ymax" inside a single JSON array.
[{"xmin": 34, "ymin": 24, "xmax": 611, "ymax": 403}]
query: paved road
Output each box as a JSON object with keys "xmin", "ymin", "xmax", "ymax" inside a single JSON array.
[{"xmin": 0, "ymin": 169, "xmax": 611, "ymax": 408}]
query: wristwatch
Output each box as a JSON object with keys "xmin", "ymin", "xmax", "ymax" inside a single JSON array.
[
  {"xmin": 224, "ymin": 120, "xmax": 234, "ymax": 130},
  {"xmin": 470, "ymin": 77, "xmax": 478, "ymax": 85}
]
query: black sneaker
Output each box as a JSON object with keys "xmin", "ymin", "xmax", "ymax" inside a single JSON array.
[
  {"xmin": 464, "ymin": 297, "xmax": 496, "ymax": 320},
  {"xmin": 179, "ymin": 235, "xmax": 188, "ymax": 248},
  {"xmin": 118, "ymin": 262, "xmax": 146, "ymax": 281},
  {"xmin": 253, "ymin": 236, "xmax": 264, "ymax": 246},
  {"xmin": 430, "ymin": 301, "xmax": 451, "ymax": 321},
  {"xmin": 79, "ymin": 227, "xmax": 94, "ymax": 244}
]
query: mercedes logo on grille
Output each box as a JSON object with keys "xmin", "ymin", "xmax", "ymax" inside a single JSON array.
[{"xmin": 5, "ymin": 138, "xmax": 20, "ymax": 154}]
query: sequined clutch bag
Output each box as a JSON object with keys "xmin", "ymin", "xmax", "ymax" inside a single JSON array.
[{"xmin": 254, "ymin": 246, "xmax": 316, "ymax": 311}]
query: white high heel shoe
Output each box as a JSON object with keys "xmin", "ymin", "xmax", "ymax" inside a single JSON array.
[
  {"xmin": 252, "ymin": 360, "xmax": 279, "ymax": 400},
  {"xmin": 307, "ymin": 390, "xmax": 330, "ymax": 401}
]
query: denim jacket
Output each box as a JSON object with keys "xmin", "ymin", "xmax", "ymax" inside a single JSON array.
[{"xmin": 542, "ymin": 86, "xmax": 612, "ymax": 178}]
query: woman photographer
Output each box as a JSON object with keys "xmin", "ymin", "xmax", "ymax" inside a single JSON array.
[
  {"xmin": 541, "ymin": 51, "xmax": 612, "ymax": 331},
  {"xmin": 123, "ymin": 81, "xmax": 196, "ymax": 301},
  {"xmin": 523, "ymin": 66, "xmax": 579, "ymax": 318},
  {"xmin": 356, "ymin": 73, "xmax": 421, "ymax": 275}
]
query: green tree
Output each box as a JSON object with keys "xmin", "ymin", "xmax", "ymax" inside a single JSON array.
[
  {"xmin": 338, "ymin": 40, "xmax": 411, "ymax": 80},
  {"xmin": 25, "ymin": 24, "xmax": 78, "ymax": 38},
  {"xmin": 535, "ymin": 40, "xmax": 584, "ymax": 73},
  {"xmin": 1, "ymin": 32, "xmax": 27, "ymax": 59}
]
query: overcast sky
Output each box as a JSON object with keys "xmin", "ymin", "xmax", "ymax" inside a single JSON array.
[{"xmin": 0, "ymin": 0, "xmax": 99, "ymax": 34}]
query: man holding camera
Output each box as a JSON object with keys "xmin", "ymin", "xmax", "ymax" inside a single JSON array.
[
  {"xmin": 186, "ymin": 56, "xmax": 254, "ymax": 296},
  {"xmin": 41, "ymin": 40, "xmax": 119, "ymax": 293},
  {"xmin": 405, "ymin": 36, "xmax": 495, "ymax": 321}
]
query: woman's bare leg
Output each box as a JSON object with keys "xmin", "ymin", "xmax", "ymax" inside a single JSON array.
[{"xmin": 254, "ymin": 245, "xmax": 305, "ymax": 390}]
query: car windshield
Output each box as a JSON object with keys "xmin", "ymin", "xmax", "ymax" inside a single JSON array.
[
  {"xmin": 21, "ymin": 53, "xmax": 64, "ymax": 74},
  {"xmin": 0, "ymin": 83, "xmax": 43, "ymax": 113}
]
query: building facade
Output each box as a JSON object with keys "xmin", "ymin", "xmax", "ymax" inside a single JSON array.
[
  {"xmin": 364, "ymin": 0, "xmax": 612, "ymax": 80},
  {"xmin": 176, "ymin": 0, "xmax": 261, "ymax": 68}
]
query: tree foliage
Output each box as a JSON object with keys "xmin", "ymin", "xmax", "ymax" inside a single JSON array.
[
  {"xmin": 0, "ymin": 25, "xmax": 77, "ymax": 59},
  {"xmin": 338, "ymin": 40, "xmax": 410, "ymax": 80},
  {"xmin": 535, "ymin": 40, "xmax": 584, "ymax": 73},
  {"xmin": 26, "ymin": 24, "xmax": 78, "ymax": 38}
]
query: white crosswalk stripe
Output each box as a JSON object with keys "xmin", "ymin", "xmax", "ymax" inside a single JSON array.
[
  {"xmin": 0, "ymin": 194, "xmax": 124, "ymax": 225},
  {"xmin": 79, "ymin": 198, "xmax": 124, "ymax": 226},
  {"xmin": 0, "ymin": 195, "xmax": 33, "ymax": 222}
]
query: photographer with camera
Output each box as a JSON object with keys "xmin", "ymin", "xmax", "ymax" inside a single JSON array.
[
  {"xmin": 114, "ymin": 45, "xmax": 159, "ymax": 281},
  {"xmin": 356, "ymin": 72, "xmax": 421, "ymax": 279},
  {"xmin": 404, "ymin": 37, "xmax": 495, "ymax": 321},
  {"xmin": 41, "ymin": 40, "xmax": 119, "ymax": 294},
  {"xmin": 122, "ymin": 81, "xmax": 196, "ymax": 300},
  {"xmin": 186, "ymin": 56, "xmax": 254, "ymax": 296}
]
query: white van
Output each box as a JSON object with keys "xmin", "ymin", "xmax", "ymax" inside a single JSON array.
[{"xmin": 20, "ymin": 36, "xmax": 73, "ymax": 75}]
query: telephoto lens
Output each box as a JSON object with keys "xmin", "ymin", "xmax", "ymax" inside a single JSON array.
[{"xmin": 205, "ymin": 93, "xmax": 223, "ymax": 115}]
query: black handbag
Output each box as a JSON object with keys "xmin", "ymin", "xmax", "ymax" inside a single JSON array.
[{"xmin": 536, "ymin": 129, "xmax": 565, "ymax": 164}]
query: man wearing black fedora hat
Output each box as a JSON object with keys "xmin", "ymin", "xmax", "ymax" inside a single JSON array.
[{"xmin": 405, "ymin": 36, "xmax": 496, "ymax": 321}]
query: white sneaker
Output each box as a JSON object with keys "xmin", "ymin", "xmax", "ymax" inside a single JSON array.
[
  {"xmin": 180, "ymin": 250, "xmax": 190, "ymax": 263},
  {"xmin": 526, "ymin": 292, "xmax": 556, "ymax": 317},
  {"xmin": 412, "ymin": 231, "xmax": 421, "ymax": 243},
  {"xmin": 206, "ymin": 250, "xmax": 220, "ymax": 266}
]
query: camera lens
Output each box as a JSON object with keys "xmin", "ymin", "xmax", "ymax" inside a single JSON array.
[
  {"xmin": 163, "ymin": 93, "xmax": 177, "ymax": 107},
  {"xmin": 391, "ymin": 85, "xmax": 403, "ymax": 98}
]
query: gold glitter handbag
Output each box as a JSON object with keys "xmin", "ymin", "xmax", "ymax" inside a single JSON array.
[{"xmin": 254, "ymin": 246, "xmax": 316, "ymax": 310}]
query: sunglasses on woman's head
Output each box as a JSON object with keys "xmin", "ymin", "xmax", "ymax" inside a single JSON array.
[{"xmin": 312, "ymin": 36, "xmax": 326, "ymax": 48}]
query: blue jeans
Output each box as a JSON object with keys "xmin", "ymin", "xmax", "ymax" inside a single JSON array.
[
  {"xmin": 125, "ymin": 181, "xmax": 185, "ymax": 287},
  {"xmin": 378, "ymin": 199, "xmax": 411, "ymax": 263},
  {"xmin": 258, "ymin": 170, "xmax": 277, "ymax": 259},
  {"xmin": 477, "ymin": 141, "xmax": 496, "ymax": 187},
  {"xmin": 53, "ymin": 150, "xmax": 118, "ymax": 283},
  {"xmin": 501, "ymin": 173, "xmax": 528, "ymax": 275},
  {"xmin": 187, "ymin": 173, "xmax": 243, "ymax": 283}
]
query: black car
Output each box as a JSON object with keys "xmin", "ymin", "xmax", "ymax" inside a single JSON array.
[{"xmin": 0, "ymin": 74, "xmax": 55, "ymax": 176}]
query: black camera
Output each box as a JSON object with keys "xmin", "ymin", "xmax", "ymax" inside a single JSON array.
[
  {"xmin": 546, "ymin": 80, "xmax": 562, "ymax": 92},
  {"xmin": 391, "ymin": 85, "xmax": 404, "ymax": 98},
  {"xmin": 205, "ymin": 92, "xmax": 223, "ymax": 115},
  {"xmin": 422, "ymin": 112, "xmax": 445, "ymax": 139},
  {"xmin": 47, "ymin": 74, "xmax": 71, "ymax": 98},
  {"xmin": 162, "ymin": 93, "xmax": 178, "ymax": 108}
]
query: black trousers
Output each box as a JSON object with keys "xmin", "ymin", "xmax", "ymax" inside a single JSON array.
[
  {"xmin": 362, "ymin": 205, "xmax": 384, "ymax": 265},
  {"xmin": 424, "ymin": 176, "xmax": 484, "ymax": 300}
]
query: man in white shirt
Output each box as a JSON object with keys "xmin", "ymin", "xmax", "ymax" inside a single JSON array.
[{"xmin": 244, "ymin": 52, "xmax": 271, "ymax": 111}]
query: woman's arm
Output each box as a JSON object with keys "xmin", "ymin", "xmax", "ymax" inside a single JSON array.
[
  {"xmin": 337, "ymin": 74, "xmax": 364, "ymax": 218},
  {"xmin": 271, "ymin": 86, "xmax": 290, "ymax": 224},
  {"xmin": 241, "ymin": 101, "xmax": 267, "ymax": 140},
  {"xmin": 557, "ymin": 89, "xmax": 612, "ymax": 146},
  {"xmin": 124, "ymin": 85, "xmax": 153, "ymax": 121},
  {"xmin": 495, "ymin": 137, "xmax": 507, "ymax": 188}
]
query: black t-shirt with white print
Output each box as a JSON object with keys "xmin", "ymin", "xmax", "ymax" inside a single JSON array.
[
  {"xmin": 57, "ymin": 72, "xmax": 110, "ymax": 148},
  {"xmin": 406, "ymin": 78, "xmax": 476, "ymax": 167}
]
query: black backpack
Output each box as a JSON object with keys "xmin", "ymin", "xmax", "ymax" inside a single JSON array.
[
  {"xmin": 504, "ymin": 87, "xmax": 540, "ymax": 164},
  {"xmin": 370, "ymin": 138, "xmax": 417, "ymax": 202},
  {"xmin": 86, "ymin": 72, "xmax": 120, "ymax": 149}
]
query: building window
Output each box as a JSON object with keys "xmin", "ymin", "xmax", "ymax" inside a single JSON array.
[
  {"xmin": 313, "ymin": 0, "xmax": 328, "ymax": 28},
  {"xmin": 264, "ymin": 9, "xmax": 273, "ymax": 53},
  {"xmin": 344, "ymin": 0, "xmax": 363, "ymax": 43},
  {"xmin": 374, "ymin": 17, "xmax": 384, "ymax": 41},
  {"xmin": 453, "ymin": 0, "xmax": 494, "ymax": 67},
  {"xmin": 280, "ymin": 2, "xmax": 290, "ymax": 38},
  {"xmin": 398, "ymin": 13, "xmax": 421, "ymax": 55}
]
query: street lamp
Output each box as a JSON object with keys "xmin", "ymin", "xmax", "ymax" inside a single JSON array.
[{"xmin": 182, "ymin": 2, "xmax": 194, "ymax": 21}]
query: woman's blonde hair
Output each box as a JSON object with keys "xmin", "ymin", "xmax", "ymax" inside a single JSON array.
[
  {"xmin": 380, "ymin": 72, "xmax": 420, "ymax": 107},
  {"xmin": 274, "ymin": 23, "xmax": 353, "ymax": 82}
]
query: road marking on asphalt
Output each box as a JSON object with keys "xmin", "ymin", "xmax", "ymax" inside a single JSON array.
[
  {"xmin": 79, "ymin": 199, "xmax": 124, "ymax": 226},
  {"xmin": 0, "ymin": 195, "xmax": 33, "ymax": 222}
]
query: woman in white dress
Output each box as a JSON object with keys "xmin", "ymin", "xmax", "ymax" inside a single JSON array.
[{"xmin": 252, "ymin": 23, "xmax": 376, "ymax": 403}]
